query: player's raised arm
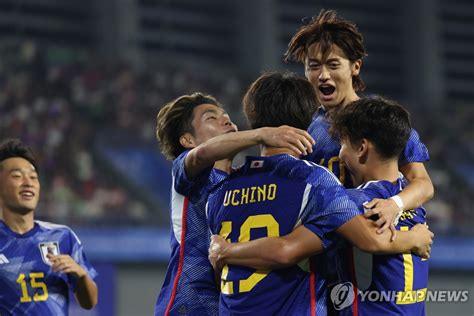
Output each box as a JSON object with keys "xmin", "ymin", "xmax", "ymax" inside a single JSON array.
[
  {"xmin": 209, "ymin": 225, "xmax": 324, "ymax": 271},
  {"xmin": 185, "ymin": 126, "xmax": 315, "ymax": 178}
]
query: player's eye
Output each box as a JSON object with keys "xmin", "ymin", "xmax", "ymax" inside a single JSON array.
[
  {"xmin": 308, "ymin": 62, "xmax": 321, "ymax": 69},
  {"xmin": 329, "ymin": 63, "xmax": 339, "ymax": 69},
  {"xmin": 206, "ymin": 116, "xmax": 217, "ymax": 120}
]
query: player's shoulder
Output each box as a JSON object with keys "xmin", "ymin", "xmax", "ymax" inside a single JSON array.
[
  {"xmin": 35, "ymin": 220, "xmax": 82, "ymax": 244},
  {"xmin": 355, "ymin": 180, "xmax": 399, "ymax": 200},
  {"xmin": 274, "ymin": 155, "xmax": 341, "ymax": 185},
  {"xmin": 172, "ymin": 150, "xmax": 190, "ymax": 171}
]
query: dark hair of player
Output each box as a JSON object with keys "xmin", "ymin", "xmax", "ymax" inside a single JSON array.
[
  {"xmin": 285, "ymin": 9, "xmax": 368, "ymax": 91},
  {"xmin": 330, "ymin": 96, "xmax": 411, "ymax": 159},
  {"xmin": 0, "ymin": 139, "xmax": 39, "ymax": 172},
  {"xmin": 156, "ymin": 92, "xmax": 222, "ymax": 160},
  {"xmin": 243, "ymin": 72, "xmax": 318, "ymax": 130}
]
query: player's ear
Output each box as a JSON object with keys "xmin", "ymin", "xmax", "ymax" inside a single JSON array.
[
  {"xmin": 358, "ymin": 139, "xmax": 369, "ymax": 162},
  {"xmin": 351, "ymin": 59, "xmax": 362, "ymax": 76},
  {"xmin": 179, "ymin": 133, "xmax": 195, "ymax": 149}
]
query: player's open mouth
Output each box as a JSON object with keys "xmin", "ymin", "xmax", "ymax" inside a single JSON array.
[{"xmin": 319, "ymin": 85, "xmax": 335, "ymax": 96}]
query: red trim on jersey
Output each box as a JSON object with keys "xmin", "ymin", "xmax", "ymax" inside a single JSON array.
[
  {"xmin": 310, "ymin": 258, "xmax": 316, "ymax": 316},
  {"xmin": 346, "ymin": 246, "xmax": 359, "ymax": 316},
  {"xmin": 165, "ymin": 196, "xmax": 189, "ymax": 316}
]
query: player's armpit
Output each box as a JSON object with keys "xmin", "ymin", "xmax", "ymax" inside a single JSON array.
[
  {"xmin": 336, "ymin": 215, "xmax": 433, "ymax": 256},
  {"xmin": 211, "ymin": 225, "xmax": 323, "ymax": 270}
]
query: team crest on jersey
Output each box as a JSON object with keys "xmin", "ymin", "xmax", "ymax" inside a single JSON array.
[
  {"xmin": 39, "ymin": 241, "xmax": 60, "ymax": 265},
  {"xmin": 250, "ymin": 160, "xmax": 264, "ymax": 168}
]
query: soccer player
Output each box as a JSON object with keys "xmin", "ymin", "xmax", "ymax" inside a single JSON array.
[
  {"xmin": 328, "ymin": 96, "xmax": 429, "ymax": 315},
  {"xmin": 155, "ymin": 92, "xmax": 314, "ymax": 315},
  {"xmin": 285, "ymin": 9, "xmax": 434, "ymax": 238},
  {"xmin": 206, "ymin": 73, "xmax": 433, "ymax": 315},
  {"xmin": 0, "ymin": 139, "xmax": 98, "ymax": 315}
]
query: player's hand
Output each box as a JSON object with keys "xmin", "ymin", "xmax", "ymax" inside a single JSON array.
[
  {"xmin": 410, "ymin": 224, "xmax": 434, "ymax": 259},
  {"xmin": 363, "ymin": 198, "xmax": 401, "ymax": 241},
  {"xmin": 209, "ymin": 235, "xmax": 230, "ymax": 272},
  {"xmin": 258, "ymin": 126, "xmax": 315, "ymax": 156},
  {"xmin": 47, "ymin": 254, "xmax": 87, "ymax": 279}
]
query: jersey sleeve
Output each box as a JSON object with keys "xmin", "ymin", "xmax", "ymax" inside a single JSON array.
[
  {"xmin": 399, "ymin": 128, "xmax": 430, "ymax": 166},
  {"xmin": 66, "ymin": 229, "xmax": 98, "ymax": 291},
  {"xmin": 301, "ymin": 169, "xmax": 360, "ymax": 248},
  {"xmin": 172, "ymin": 150, "xmax": 213, "ymax": 195}
]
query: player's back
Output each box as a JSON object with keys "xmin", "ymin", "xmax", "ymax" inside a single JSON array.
[
  {"xmin": 207, "ymin": 154, "xmax": 359, "ymax": 315},
  {"xmin": 327, "ymin": 178, "xmax": 428, "ymax": 315}
]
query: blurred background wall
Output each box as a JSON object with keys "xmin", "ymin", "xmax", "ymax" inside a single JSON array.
[{"xmin": 0, "ymin": 0, "xmax": 472, "ymax": 315}]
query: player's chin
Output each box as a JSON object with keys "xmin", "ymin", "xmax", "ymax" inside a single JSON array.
[{"xmin": 13, "ymin": 203, "xmax": 36, "ymax": 215}]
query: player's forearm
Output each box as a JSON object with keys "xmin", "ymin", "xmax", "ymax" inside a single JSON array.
[
  {"xmin": 74, "ymin": 275, "xmax": 98, "ymax": 310},
  {"xmin": 220, "ymin": 237, "xmax": 295, "ymax": 270},
  {"xmin": 399, "ymin": 163, "xmax": 434, "ymax": 210},
  {"xmin": 339, "ymin": 215, "xmax": 413, "ymax": 254},
  {"xmin": 369, "ymin": 230, "xmax": 416, "ymax": 254},
  {"xmin": 397, "ymin": 178, "xmax": 434, "ymax": 210},
  {"xmin": 185, "ymin": 129, "xmax": 262, "ymax": 178}
]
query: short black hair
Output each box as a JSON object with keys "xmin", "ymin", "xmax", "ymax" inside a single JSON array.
[
  {"xmin": 243, "ymin": 72, "xmax": 318, "ymax": 130},
  {"xmin": 330, "ymin": 96, "xmax": 411, "ymax": 159},
  {"xmin": 286, "ymin": 9, "xmax": 368, "ymax": 91},
  {"xmin": 0, "ymin": 139, "xmax": 39, "ymax": 172},
  {"xmin": 156, "ymin": 92, "xmax": 222, "ymax": 160}
]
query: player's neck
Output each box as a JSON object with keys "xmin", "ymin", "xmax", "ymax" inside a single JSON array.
[
  {"xmin": 214, "ymin": 158, "xmax": 233, "ymax": 173},
  {"xmin": 260, "ymin": 146, "xmax": 300, "ymax": 158},
  {"xmin": 361, "ymin": 160, "xmax": 400, "ymax": 185},
  {"xmin": 324, "ymin": 92, "xmax": 360, "ymax": 112},
  {"xmin": 344, "ymin": 91, "xmax": 360, "ymax": 106},
  {"xmin": 2, "ymin": 209, "xmax": 35, "ymax": 234}
]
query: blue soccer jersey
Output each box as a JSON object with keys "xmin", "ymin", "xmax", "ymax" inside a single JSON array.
[
  {"xmin": 305, "ymin": 107, "xmax": 430, "ymax": 187},
  {"xmin": 155, "ymin": 150, "xmax": 228, "ymax": 316},
  {"xmin": 206, "ymin": 155, "xmax": 361, "ymax": 315},
  {"xmin": 325, "ymin": 177, "xmax": 428, "ymax": 315},
  {"xmin": 0, "ymin": 220, "xmax": 97, "ymax": 316}
]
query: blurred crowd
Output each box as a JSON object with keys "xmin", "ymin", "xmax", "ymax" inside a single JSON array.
[
  {"xmin": 410, "ymin": 104, "xmax": 474, "ymax": 235},
  {"xmin": 0, "ymin": 42, "xmax": 244, "ymax": 226},
  {"xmin": 0, "ymin": 42, "xmax": 472, "ymax": 234}
]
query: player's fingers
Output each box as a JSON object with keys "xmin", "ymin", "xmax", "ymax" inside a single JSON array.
[
  {"xmin": 389, "ymin": 224, "xmax": 397, "ymax": 241},
  {"xmin": 292, "ymin": 139, "xmax": 308, "ymax": 155},
  {"xmin": 285, "ymin": 143, "xmax": 303, "ymax": 156},
  {"xmin": 363, "ymin": 200, "xmax": 378, "ymax": 209},
  {"xmin": 363, "ymin": 209, "xmax": 378, "ymax": 218},
  {"xmin": 53, "ymin": 262, "xmax": 69, "ymax": 272},
  {"xmin": 293, "ymin": 128, "xmax": 316, "ymax": 146},
  {"xmin": 296, "ymin": 134, "xmax": 313, "ymax": 153},
  {"xmin": 375, "ymin": 218, "xmax": 388, "ymax": 233}
]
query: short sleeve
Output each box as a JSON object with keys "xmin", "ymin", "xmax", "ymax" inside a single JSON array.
[
  {"xmin": 301, "ymin": 169, "xmax": 360, "ymax": 247},
  {"xmin": 399, "ymin": 128, "xmax": 430, "ymax": 166},
  {"xmin": 172, "ymin": 150, "xmax": 213, "ymax": 195},
  {"xmin": 67, "ymin": 230, "xmax": 98, "ymax": 291}
]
